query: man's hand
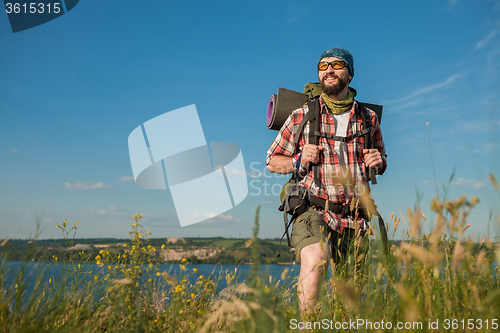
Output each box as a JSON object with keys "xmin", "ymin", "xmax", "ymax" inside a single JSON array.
[
  {"xmin": 363, "ymin": 149, "xmax": 383, "ymax": 170},
  {"xmin": 301, "ymin": 144, "xmax": 323, "ymax": 167}
]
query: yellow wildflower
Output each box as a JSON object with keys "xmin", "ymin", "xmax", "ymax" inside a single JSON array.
[
  {"xmin": 181, "ymin": 258, "xmax": 188, "ymax": 264},
  {"xmin": 193, "ymin": 268, "xmax": 198, "ymax": 273}
]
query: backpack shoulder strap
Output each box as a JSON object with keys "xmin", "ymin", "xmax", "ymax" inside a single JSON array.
[
  {"xmin": 292, "ymin": 110, "xmax": 310, "ymax": 147},
  {"xmin": 357, "ymin": 102, "xmax": 371, "ymax": 147},
  {"xmin": 291, "ymin": 97, "xmax": 320, "ymax": 147},
  {"xmin": 307, "ymin": 97, "xmax": 321, "ymax": 188},
  {"xmin": 357, "ymin": 102, "xmax": 377, "ymax": 184}
]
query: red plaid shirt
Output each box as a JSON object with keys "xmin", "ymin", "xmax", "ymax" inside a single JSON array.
[{"xmin": 266, "ymin": 96, "xmax": 387, "ymax": 233}]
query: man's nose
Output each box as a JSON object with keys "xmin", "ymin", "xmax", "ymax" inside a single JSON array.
[
  {"xmin": 324, "ymin": 67, "xmax": 336, "ymax": 75},
  {"xmin": 325, "ymin": 64, "xmax": 337, "ymax": 73}
]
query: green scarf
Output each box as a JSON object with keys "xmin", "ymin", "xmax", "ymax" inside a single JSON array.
[{"xmin": 321, "ymin": 88, "xmax": 357, "ymax": 115}]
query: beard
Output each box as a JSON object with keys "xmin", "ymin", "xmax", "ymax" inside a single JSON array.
[{"xmin": 320, "ymin": 74, "xmax": 349, "ymax": 96}]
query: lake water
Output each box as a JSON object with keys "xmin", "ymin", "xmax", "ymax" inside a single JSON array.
[{"xmin": 1, "ymin": 261, "xmax": 301, "ymax": 296}]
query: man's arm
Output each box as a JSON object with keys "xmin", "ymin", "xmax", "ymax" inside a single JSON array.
[
  {"xmin": 267, "ymin": 155, "xmax": 294, "ymax": 174},
  {"xmin": 267, "ymin": 144, "xmax": 324, "ymax": 174}
]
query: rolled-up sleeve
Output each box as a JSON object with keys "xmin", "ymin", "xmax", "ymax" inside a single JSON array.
[{"xmin": 266, "ymin": 109, "xmax": 305, "ymax": 165}]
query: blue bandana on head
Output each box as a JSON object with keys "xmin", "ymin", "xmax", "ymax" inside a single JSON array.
[{"xmin": 318, "ymin": 47, "xmax": 354, "ymax": 77}]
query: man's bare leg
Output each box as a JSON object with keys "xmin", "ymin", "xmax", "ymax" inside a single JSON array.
[{"xmin": 297, "ymin": 241, "xmax": 331, "ymax": 314}]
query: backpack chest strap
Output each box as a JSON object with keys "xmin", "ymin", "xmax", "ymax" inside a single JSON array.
[{"xmin": 310, "ymin": 127, "xmax": 370, "ymax": 143}]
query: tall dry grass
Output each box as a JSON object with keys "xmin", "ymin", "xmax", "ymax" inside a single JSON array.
[{"xmin": 1, "ymin": 177, "xmax": 499, "ymax": 332}]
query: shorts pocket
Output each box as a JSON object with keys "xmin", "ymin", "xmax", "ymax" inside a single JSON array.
[{"xmin": 291, "ymin": 214, "xmax": 314, "ymax": 246}]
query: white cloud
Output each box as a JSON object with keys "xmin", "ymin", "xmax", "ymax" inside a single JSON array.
[
  {"xmin": 454, "ymin": 178, "xmax": 487, "ymax": 189},
  {"xmin": 422, "ymin": 180, "xmax": 443, "ymax": 187},
  {"xmin": 475, "ymin": 29, "xmax": 499, "ymax": 51},
  {"xmin": 118, "ymin": 176, "xmax": 134, "ymax": 182},
  {"xmin": 388, "ymin": 73, "xmax": 461, "ymax": 105},
  {"xmin": 200, "ymin": 213, "xmax": 241, "ymax": 223},
  {"xmin": 286, "ymin": 3, "xmax": 309, "ymax": 23},
  {"xmin": 9, "ymin": 148, "xmax": 18, "ymax": 153},
  {"xmin": 214, "ymin": 166, "xmax": 267, "ymax": 178},
  {"xmin": 84, "ymin": 206, "xmax": 126, "ymax": 215},
  {"xmin": 82, "ymin": 206, "xmax": 161, "ymax": 222},
  {"xmin": 64, "ymin": 181, "xmax": 114, "ymax": 190},
  {"xmin": 247, "ymin": 169, "xmax": 270, "ymax": 178},
  {"xmin": 222, "ymin": 166, "xmax": 248, "ymax": 177}
]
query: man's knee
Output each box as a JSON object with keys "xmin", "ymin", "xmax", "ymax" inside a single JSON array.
[{"xmin": 300, "ymin": 242, "xmax": 330, "ymax": 270}]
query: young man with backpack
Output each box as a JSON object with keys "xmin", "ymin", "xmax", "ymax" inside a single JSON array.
[{"xmin": 266, "ymin": 47, "xmax": 387, "ymax": 313}]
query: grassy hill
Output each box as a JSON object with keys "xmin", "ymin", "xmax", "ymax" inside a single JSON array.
[{"xmin": 0, "ymin": 237, "xmax": 296, "ymax": 264}]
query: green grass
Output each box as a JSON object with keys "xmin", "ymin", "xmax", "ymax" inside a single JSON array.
[
  {"xmin": 213, "ymin": 239, "xmax": 243, "ymax": 247},
  {"xmin": 1, "ymin": 180, "xmax": 500, "ymax": 332}
]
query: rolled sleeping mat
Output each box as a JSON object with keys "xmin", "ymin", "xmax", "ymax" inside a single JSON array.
[
  {"xmin": 266, "ymin": 88, "xmax": 309, "ymax": 130},
  {"xmin": 266, "ymin": 94, "xmax": 277, "ymax": 129},
  {"xmin": 267, "ymin": 87, "xmax": 383, "ymax": 130}
]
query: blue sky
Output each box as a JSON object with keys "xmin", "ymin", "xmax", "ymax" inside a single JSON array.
[{"xmin": 1, "ymin": 0, "xmax": 499, "ymax": 241}]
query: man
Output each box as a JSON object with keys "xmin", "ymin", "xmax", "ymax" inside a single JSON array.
[{"xmin": 266, "ymin": 47, "xmax": 387, "ymax": 313}]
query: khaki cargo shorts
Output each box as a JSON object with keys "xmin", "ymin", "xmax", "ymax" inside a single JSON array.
[{"xmin": 291, "ymin": 207, "xmax": 368, "ymax": 264}]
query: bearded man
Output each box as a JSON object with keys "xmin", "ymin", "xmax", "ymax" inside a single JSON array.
[{"xmin": 266, "ymin": 47, "xmax": 387, "ymax": 313}]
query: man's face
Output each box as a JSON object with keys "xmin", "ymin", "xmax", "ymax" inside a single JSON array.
[{"xmin": 318, "ymin": 57, "xmax": 352, "ymax": 97}]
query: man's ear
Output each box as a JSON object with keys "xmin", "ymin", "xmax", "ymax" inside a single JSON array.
[{"xmin": 349, "ymin": 75, "xmax": 352, "ymax": 83}]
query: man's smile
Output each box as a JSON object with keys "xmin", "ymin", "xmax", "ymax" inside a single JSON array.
[{"xmin": 324, "ymin": 75, "xmax": 339, "ymax": 82}]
